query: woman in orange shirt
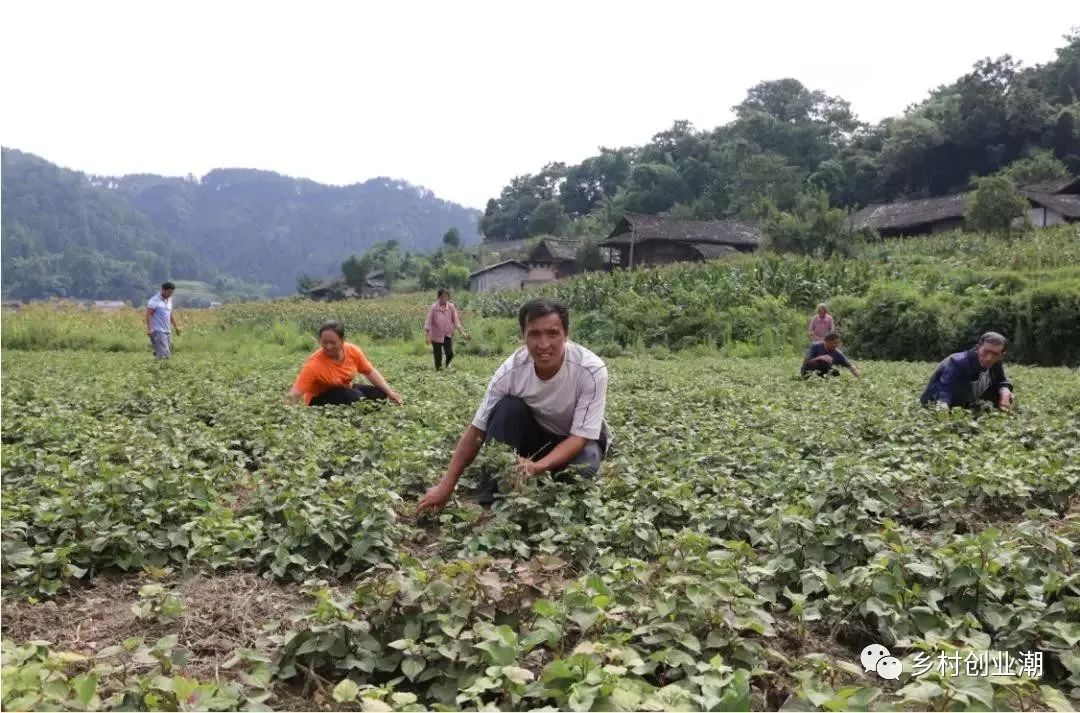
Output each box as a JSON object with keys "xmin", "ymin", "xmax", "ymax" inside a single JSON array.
[{"xmin": 286, "ymin": 321, "xmax": 404, "ymax": 407}]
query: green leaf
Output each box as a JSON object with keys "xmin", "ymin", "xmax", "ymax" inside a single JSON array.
[
  {"xmin": 897, "ymin": 680, "xmax": 945, "ymax": 704},
  {"xmin": 951, "ymin": 675, "xmax": 994, "ymax": 708},
  {"xmin": 1038, "ymin": 685, "xmax": 1074, "ymax": 712},
  {"xmin": 402, "ymin": 657, "xmax": 426, "ymax": 681},
  {"xmin": 501, "ymin": 666, "xmax": 535, "ymax": 684},
  {"xmin": 569, "ymin": 683, "xmax": 600, "ymax": 711},
  {"xmin": 948, "ymin": 566, "xmax": 978, "ymax": 589},
  {"xmin": 679, "ymin": 633, "xmax": 701, "ymax": 653},
  {"xmin": 42, "ymin": 679, "xmax": 70, "ymax": 701},
  {"xmin": 532, "ymin": 599, "xmax": 560, "ymax": 618},
  {"xmin": 845, "ymin": 687, "xmax": 882, "ymax": 711},
  {"xmin": 610, "ymin": 684, "xmax": 643, "ymax": 711},
  {"xmin": 475, "ymin": 640, "xmax": 516, "ymax": 666},
  {"xmin": 716, "ymin": 668, "xmax": 750, "ymax": 711},
  {"xmin": 905, "ymin": 561, "xmax": 937, "ymax": 578},
  {"xmin": 332, "ymin": 679, "xmax": 360, "ymax": 703},
  {"xmin": 72, "ymin": 673, "xmax": 98, "ymax": 708}
]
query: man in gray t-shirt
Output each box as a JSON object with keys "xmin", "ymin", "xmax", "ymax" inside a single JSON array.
[
  {"xmin": 417, "ymin": 298, "xmax": 611, "ymax": 514},
  {"xmin": 145, "ymin": 281, "xmax": 181, "ymax": 359}
]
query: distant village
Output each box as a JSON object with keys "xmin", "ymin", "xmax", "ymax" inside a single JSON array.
[
  {"xmin": 8, "ymin": 178, "xmax": 1076, "ymax": 311},
  {"xmin": 303, "ymin": 176, "xmax": 1080, "ymax": 299}
]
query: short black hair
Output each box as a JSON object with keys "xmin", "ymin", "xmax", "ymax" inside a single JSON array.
[
  {"xmin": 824, "ymin": 331, "xmax": 840, "ymax": 341},
  {"xmin": 437, "ymin": 288, "xmax": 449, "ymax": 298},
  {"xmin": 518, "ymin": 298, "xmax": 569, "ymax": 334},
  {"xmin": 161, "ymin": 281, "xmax": 175, "ymax": 291},
  {"xmin": 318, "ymin": 320, "xmax": 345, "ymax": 339}
]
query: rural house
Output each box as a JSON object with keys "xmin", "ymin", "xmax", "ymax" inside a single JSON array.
[
  {"xmin": 303, "ymin": 271, "xmax": 388, "ymax": 301},
  {"xmin": 849, "ymin": 194, "xmax": 968, "ymax": 237},
  {"xmin": 1021, "ymin": 177, "xmax": 1080, "ymax": 227},
  {"xmin": 850, "ymin": 176, "xmax": 1080, "ymax": 236},
  {"xmin": 468, "ymin": 260, "xmax": 529, "ymax": 293},
  {"xmin": 599, "ymin": 213, "xmax": 760, "ymax": 269},
  {"xmin": 522, "ymin": 266, "xmax": 557, "ymax": 289},
  {"xmin": 527, "ymin": 238, "xmax": 581, "ymax": 279}
]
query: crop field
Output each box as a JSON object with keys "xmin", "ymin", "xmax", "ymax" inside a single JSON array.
[{"xmin": 2, "ymin": 343, "xmax": 1078, "ymax": 711}]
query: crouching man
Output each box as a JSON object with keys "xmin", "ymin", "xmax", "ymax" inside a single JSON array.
[
  {"xmin": 802, "ymin": 332, "xmax": 861, "ymax": 378},
  {"xmin": 416, "ymin": 298, "xmax": 611, "ymax": 514},
  {"xmin": 920, "ymin": 331, "xmax": 1014, "ymax": 411}
]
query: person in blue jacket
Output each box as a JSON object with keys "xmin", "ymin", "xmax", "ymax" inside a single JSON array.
[
  {"xmin": 801, "ymin": 332, "xmax": 862, "ymax": 378},
  {"xmin": 920, "ymin": 332, "xmax": 1014, "ymax": 411}
]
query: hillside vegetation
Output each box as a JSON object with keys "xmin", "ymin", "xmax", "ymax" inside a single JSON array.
[
  {"xmin": 5, "ymin": 226, "xmax": 1078, "ymax": 366},
  {"xmin": 1, "ymin": 149, "xmax": 481, "ymax": 301},
  {"xmin": 479, "ymin": 31, "xmax": 1080, "ymax": 242}
]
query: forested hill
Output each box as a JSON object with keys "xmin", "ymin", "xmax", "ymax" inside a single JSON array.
[
  {"xmin": 1, "ymin": 148, "xmax": 247, "ymax": 304},
  {"xmin": 101, "ymin": 168, "xmax": 481, "ymax": 294},
  {"xmin": 1, "ymin": 150, "xmax": 482, "ymax": 300},
  {"xmin": 480, "ymin": 30, "xmax": 1080, "ymax": 240}
]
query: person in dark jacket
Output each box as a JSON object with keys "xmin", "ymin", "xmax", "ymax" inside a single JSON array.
[
  {"xmin": 801, "ymin": 332, "xmax": 861, "ymax": 378},
  {"xmin": 920, "ymin": 332, "xmax": 1014, "ymax": 411}
]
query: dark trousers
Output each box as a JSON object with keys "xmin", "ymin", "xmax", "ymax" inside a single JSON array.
[
  {"xmin": 309, "ymin": 384, "xmax": 388, "ymax": 407},
  {"xmin": 920, "ymin": 387, "xmax": 1000, "ymax": 409},
  {"xmin": 802, "ymin": 363, "xmax": 840, "ymax": 378},
  {"xmin": 433, "ymin": 337, "xmax": 454, "ymax": 370},
  {"xmin": 475, "ymin": 396, "xmax": 606, "ymax": 507}
]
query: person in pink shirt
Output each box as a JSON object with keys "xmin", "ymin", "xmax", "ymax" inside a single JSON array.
[
  {"xmin": 808, "ymin": 303, "xmax": 835, "ymax": 341},
  {"xmin": 424, "ymin": 288, "xmax": 469, "ymax": 371}
]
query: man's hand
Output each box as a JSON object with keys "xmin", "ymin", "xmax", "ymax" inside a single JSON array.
[
  {"xmin": 174, "ymin": 327, "xmax": 181, "ymax": 336},
  {"xmin": 818, "ymin": 354, "xmax": 833, "ymax": 364},
  {"xmin": 147, "ymin": 329, "xmax": 153, "ymax": 337},
  {"xmin": 461, "ymin": 330, "xmax": 470, "ymax": 340},
  {"xmin": 508, "ymin": 457, "xmax": 543, "ymax": 490},
  {"xmin": 998, "ymin": 388, "xmax": 1013, "ymax": 412},
  {"xmin": 416, "ymin": 481, "xmax": 454, "ymax": 514},
  {"xmin": 387, "ymin": 390, "xmax": 404, "ymax": 406},
  {"xmin": 517, "ymin": 457, "xmax": 543, "ymax": 479},
  {"xmin": 425, "ymin": 335, "xmax": 432, "ymax": 345}
]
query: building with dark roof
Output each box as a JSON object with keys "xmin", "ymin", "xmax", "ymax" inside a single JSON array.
[
  {"xmin": 527, "ymin": 238, "xmax": 581, "ymax": 278},
  {"xmin": 850, "ymin": 177, "xmax": 1080, "ymax": 237},
  {"xmin": 599, "ymin": 213, "xmax": 760, "ymax": 269},
  {"xmin": 467, "ymin": 260, "xmax": 529, "ymax": 293}
]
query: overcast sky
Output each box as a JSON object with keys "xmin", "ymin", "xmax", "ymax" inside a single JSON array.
[{"xmin": 2, "ymin": 1, "xmax": 1076, "ymax": 209}]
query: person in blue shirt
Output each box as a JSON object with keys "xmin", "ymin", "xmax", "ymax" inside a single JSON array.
[
  {"xmin": 801, "ymin": 332, "xmax": 861, "ymax": 378},
  {"xmin": 920, "ymin": 332, "xmax": 1014, "ymax": 411}
]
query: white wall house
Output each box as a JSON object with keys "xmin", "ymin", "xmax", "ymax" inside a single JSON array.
[{"xmin": 468, "ymin": 260, "xmax": 529, "ymax": 293}]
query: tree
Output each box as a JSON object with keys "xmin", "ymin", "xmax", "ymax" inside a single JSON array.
[
  {"xmin": 575, "ymin": 239, "xmax": 605, "ymax": 272},
  {"xmin": 470, "ymin": 33, "xmax": 1080, "ymax": 244},
  {"xmin": 341, "ymin": 254, "xmax": 374, "ymax": 291},
  {"xmin": 761, "ymin": 190, "xmax": 859, "ymax": 258},
  {"xmin": 437, "ymin": 263, "xmax": 470, "ymax": 291},
  {"xmin": 1052, "ymin": 109, "xmax": 1080, "ymax": 171},
  {"xmin": 731, "ymin": 79, "xmax": 861, "ymax": 171},
  {"xmin": 726, "ymin": 153, "xmax": 806, "ymax": 217},
  {"xmin": 442, "ymin": 228, "xmax": 461, "ymax": 248},
  {"xmin": 479, "ymin": 165, "xmax": 567, "ymax": 241},
  {"xmin": 965, "ymin": 175, "xmax": 1029, "ymax": 237},
  {"xmin": 559, "ymin": 148, "xmax": 633, "ymax": 217},
  {"xmin": 999, "ymin": 150, "xmax": 1070, "ymax": 186},
  {"xmin": 528, "ymin": 200, "xmax": 568, "ymax": 236},
  {"xmin": 296, "ymin": 274, "xmax": 319, "ymax": 293},
  {"xmin": 621, "ymin": 164, "xmax": 690, "ymax": 214}
]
